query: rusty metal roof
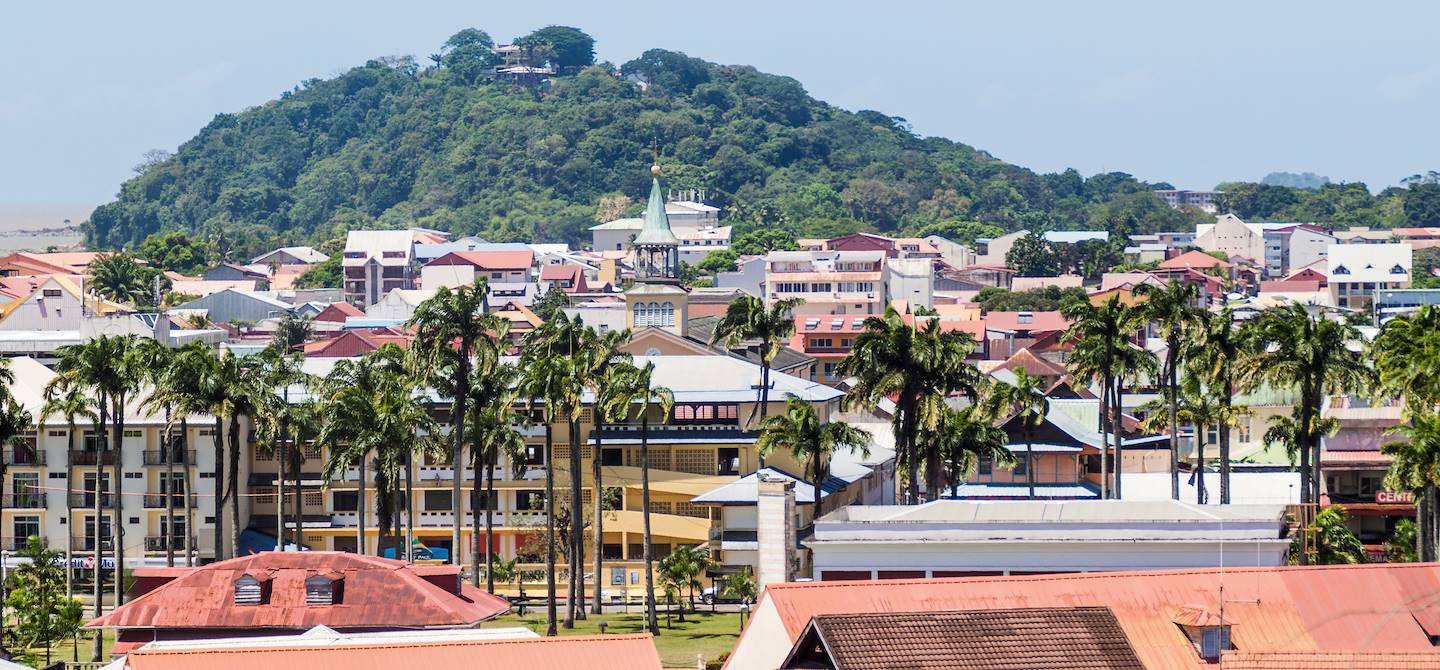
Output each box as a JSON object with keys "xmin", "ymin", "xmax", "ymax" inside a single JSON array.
[
  {"xmin": 782, "ymin": 607, "xmax": 1145, "ymax": 670},
  {"xmin": 746, "ymin": 564, "xmax": 1440, "ymax": 670},
  {"xmin": 88, "ymin": 552, "xmax": 508, "ymax": 634},
  {"xmin": 122, "ymin": 633, "xmax": 663, "ymax": 670},
  {"xmin": 1222, "ymin": 651, "xmax": 1440, "ymax": 669}
]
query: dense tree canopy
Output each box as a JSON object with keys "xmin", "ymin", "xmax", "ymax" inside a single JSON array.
[{"xmin": 84, "ymin": 26, "xmax": 1212, "ymax": 256}]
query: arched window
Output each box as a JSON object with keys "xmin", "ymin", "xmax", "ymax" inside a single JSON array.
[
  {"xmin": 305, "ymin": 574, "xmax": 339, "ymax": 606},
  {"xmin": 234, "ymin": 575, "xmax": 264, "ymax": 605},
  {"xmin": 661, "ymin": 302, "xmax": 675, "ymax": 327},
  {"xmin": 633, "ymin": 302, "xmax": 645, "ymax": 327}
]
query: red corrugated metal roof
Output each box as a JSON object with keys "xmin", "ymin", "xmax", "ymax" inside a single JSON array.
[
  {"xmin": 122, "ymin": 633, "xmax": 663, "ymax": 670},
  {"xmin": 746, "ymin": 564, "xmax": 1440, "ymax": 670},
  {"xmin": 984, "ymin": 311, "xmax": 1071, "ymax": 333},
  {"xmin": 314, "ymin": 302, "xmax": 364, "ymax": 322},
  {"xmin": 1159, "ymin": 250, "xmax": 1231, "ymax": 270},
  {"xmin": 430, "ymin": 250, "xmax": 534, "ymax": 271},
  {"xmin": 88, "ymin": 552, "xmax": 508, "ymax": 634},
  {"xmin": 1222, "ymin": 651, "xmax": 1440, "ymax": 669}
]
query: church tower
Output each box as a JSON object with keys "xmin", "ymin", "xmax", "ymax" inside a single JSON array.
[{"xmin": 625, "ymin": 162, "xmax": 690, "ymax": 336}]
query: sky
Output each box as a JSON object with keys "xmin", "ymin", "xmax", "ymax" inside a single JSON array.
[{"xmin": 4, "ymin": 0, "xmax": 1440, "ymax": 227}]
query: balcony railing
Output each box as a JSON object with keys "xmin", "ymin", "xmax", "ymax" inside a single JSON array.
[
  {"xmin": 1, "ymin": 494, "xmax": 46, "ymax": 509},
  {"xmin": 142, "ymin": 449, "xmax": 196, "ymax": 466},
  {"xmin": 7, "ymin": 448, "xmax": 44, "ymax": 466},
  {"xmin": 68, "ymin": 493, "xmax": 116, "ymax": 508},
  {"xmin": 69, "ymin": 450, "xmax": 117, "ymax": 467},
  {"xmin": 1, "ymin": 536, "xmax": 46, "ymax": 551},
  {"xmin": 69, "ymin": 536, "xmax": 114, "ymax": 552},
  {"xmin": 144, "ymin": 536, "xmax": 194, "ymax": 552},
  {"xmin": 143, "ymin": 493, "xmax": 195, "ymax": 509}
]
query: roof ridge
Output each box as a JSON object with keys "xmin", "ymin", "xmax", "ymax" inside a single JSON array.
[{"xmin": 130, "ymin": 633, "xmax": 655, "ymax": 656}]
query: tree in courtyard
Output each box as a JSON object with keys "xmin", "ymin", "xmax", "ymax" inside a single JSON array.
[{"xmin": 4, "ymin": 537, "xmax": 84, "ymax": 666}]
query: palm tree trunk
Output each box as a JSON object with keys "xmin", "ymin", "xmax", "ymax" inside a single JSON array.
[
  {"xmin": 591, "ymin": 416, "xmax": 605, "ymax": 615},
  {"xmin": 1168, "ymin": 357, "xmax": 1179, "ymax": 501},
  {"xmin": 165, "ymin": 408, "xmax": 176, "ymax": 566},
  {"xmin": 182, "ymin": 418, "xmax": 195, "ymax": 566},
  {"xmin": 642, "ymin": 413, "xmax": 658, "ymax": 636},
  {"xmin": 1112, "ymin": 379, "xmax": 1125, "ymax": 500},
  {"xmin": 544, "ymin": 422, "xmax": 558, "ymax": 637},
  {"xmin": 227, "ymin": 414, "xmax": 241, "ymax": 561},
  {"xmin": 91, "ymin": 395, "xmax": 108, "ymax": 663},
  {"xmin": 66, "ymin": 419, "xmax": 76, "ymax": 598},
  {"xmin": 902, "ymin": 393, "xmax": 920, "ymax": 504},
  {"xmin": 1417, "ymin": 490, "xmax": 1431, "ymax": 563},
  {"xmin": 566, "ymin": 417, "xmax": 582, "ymax": 625},
  {"xmin": 405, "ymin": 449, "xmax": 415, "ymax": 561},
  {"xmin": 276, "ymin": 441, "xmax": 286, "ymax": 552},
  {"xmin": 1025, "ymin": 428, "xmax": 1035, "ymax": 499},
  {"xmin": 111, "ymin": 394, "xmax": 127, "ymax": 608},
  {"xmin": 213, "ymin": 417, "xmax": 224, "ymax": 560},
  {"xmin": 1196, "ymin": 433, "xmax": 1206, "ymax": 504},
  {"xmin": 1219, "ymin": 370, "xmax": 1232, "ymax": 505},
  {"xmin": 1099, "ymin": 372, "xmax": 1111, "ymax": 499},
  {"xmin": 756, "ymin": 363, "xmax": 771, "ymax": 466},
  {"xmin": 290, "ymin": 437, "xmax": 303, "ymax": 551},
  {"xmin": 450, "ymin": 362, "xmax": 467, "ymax": 566},
  {"xmin": 357, "ymin": 452, "xmax": 367, "ymax": 555},
  {"xmin": 482, "ymin": 441, "xmax": 496, "ymax": 592}
]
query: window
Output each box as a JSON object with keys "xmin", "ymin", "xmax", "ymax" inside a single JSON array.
[
  {"xmin": 332, "ymin": 491, "xmax": 359, "ymax": 512},
  {"xmin": 424, "ymin": 490, "xmax": 452, "ymax": 512},
  {"xmin": 12, "ymin": 516, "xmax": 39, "ymax": 543},
  {"xmin": 717, "ymin": 405, "xmax": 738, "ymax": 421},
  {"xmin": 42, "ymin": 289, "xmax": 62, "ymax": 298},
  {"xmin": 718, "ymin": 448, "xmax": 740, "ymax": 476},
  {"xmin": 1013, "ymin": 454, "xmax": 1027, "ymax": 476},
  {"xmin": 1391, "ymin": 264, "xmax": 1406, "ymax": 274},
  {"xmin": 1332, "ymin": 265, "xmax": 1350, "ymax": 275},
  {"xmin": 978, "ymin": 452, "xmax": 992, "ymax": 476},
  {"xmin": 234, "ymin": 575, "xmax": 264, "ymax": 605},
  {"xmin": 516, "ymin": 490, "xmax": 546, "ymax": 511},
  {"xmin": 811, "ymin": 338, "xmax": 833, "ymax": 348},
  {"xmin": 673, "ymin": 405, "xmax": 716, "ymax": 423},
  {"xmin": 305, "ymin": 575, "xmax": 337, "ymax": 606},
  {"xmin": 1196, "ymin": 627, "xmax": 1231, "ymax": 661},
  {"xmin": 1018, "ymin": 312, "xmax": 1033, "ymax": 324}
]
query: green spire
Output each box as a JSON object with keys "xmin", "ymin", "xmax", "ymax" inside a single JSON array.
[{"xmin": 633, "ymin": 167, "xmax": 678, "ymax": 246}]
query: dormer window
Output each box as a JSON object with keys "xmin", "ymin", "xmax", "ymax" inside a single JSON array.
[
  {"xmin": 234, "ymin": 575, "xmax": 265, "ymax": 605},
  {"xmin": 1174, "ymin": 606, "xmax": 1232, "ymax": 662},
  {"xmin": 1391, "ymin": 264, "xmax": 1407, "ymax": 274},
  {"xmin": 305, "ymin": 574, "xmax": 340, "ymax": 606},
  {"xmin": 1332, "ymin": 265, "xmax": 1350, "ymax": 275}
]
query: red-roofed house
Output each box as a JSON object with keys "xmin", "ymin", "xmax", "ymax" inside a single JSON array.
[
  {"xmin": 313, "ymin": 301, "xmax": 364, "ymax": 324},
  {"xmin": 728, "ymin": 563, "xmax": 1440, "ymax": 670},
  {"xmin": 303, "ymin": 329, "xmax": 414, "ymax": 357},
  {"xmin": 0, "ymin": 251, "xmax": 110, "ymax": 276},
  {"xmin": 421, "ymin": 250, "xmax": 534, "ymax": 290},
  {"xmin": 87, "ymin": 552, "xmax": 509, "ymax": 655},
  {"xmin": 790, "ymin": 314, "xmax": 867, "ymax": 385},
  {"xmin": 539, "ymin": 263, "xmax": 591, "ymax": 294},
  {"xmin": 1394, "ymin": 227, "xmax": 1440, "ymax": 249}
]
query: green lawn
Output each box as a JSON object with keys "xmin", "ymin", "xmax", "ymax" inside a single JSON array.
[
  {"xmin": 488, "ymin": 610, "xmax": 741, "ymax": 668},
  {"xmin": 16, "ymin": 628, "xmax": 115, "ymax": 668}
]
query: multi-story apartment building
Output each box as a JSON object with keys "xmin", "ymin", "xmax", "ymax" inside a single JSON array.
[
  {"xmin": 790, "ymin": 314, "xmax": 866, "ymax": 385},
  {"xmin": 5, "ymin": 357, "xmax": 232, "ymax": 566},
  {"xmin": 766, "ymin": 250, "xmax": 886, "ymax": 316},
  {"xmin": 1327, "ymin": 243, "xmax": 1412, "ymax": 311},
  {"xmin": 1194, "ymin": 215, "xmax": 1332, "ymax": 277},
  {"xmin": 341, "ymin": 229, "xmax": 449, "ymax": 307},
  {"xmin": 1153, "ymin": 189, "xmax": 1222, "ymax": 212}
]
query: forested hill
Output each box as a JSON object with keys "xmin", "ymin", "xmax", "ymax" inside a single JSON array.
[{"xmin": 87, "ymin": 25, "xmax": 1207, "ymax": 256}]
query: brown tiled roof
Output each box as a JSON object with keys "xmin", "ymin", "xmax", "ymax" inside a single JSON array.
[
  {"xmin": 1222, "ymin": 652, "xmax": 1440, "ymax": 669},
  {"xmin": 787, "ymin": 606, "xmax": 1144, "ymax": 670}
]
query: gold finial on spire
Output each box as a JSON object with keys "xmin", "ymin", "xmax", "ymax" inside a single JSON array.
[{"xmin": 651, "ymin": 138, "xmax": 660, "ymax": 176}]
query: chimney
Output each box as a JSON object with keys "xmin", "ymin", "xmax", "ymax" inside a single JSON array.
[{"xmin": 756, "ymin": 477, "xmax": 796, "ymax": 590}]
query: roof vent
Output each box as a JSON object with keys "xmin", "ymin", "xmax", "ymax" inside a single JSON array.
[
  {"xmin": 305, "ymin": 573, "xmax": 342, "ymax": 606},
  {"xmin": 234, "ymin": 574, "xmax": 267, "ymax": 606}
]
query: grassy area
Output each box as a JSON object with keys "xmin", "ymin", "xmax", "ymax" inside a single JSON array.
[
  {"xmin": 489, "ymin": 610, "xmax": 741, "ymax": 668},
  {"xmin": 16, "ymin": 628, "xmax": 116, "ymax": 668}
]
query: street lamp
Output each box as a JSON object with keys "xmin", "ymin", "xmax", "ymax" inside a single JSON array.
[{"xmin": 739, "ymin": 601, "xmax": 750, "ymax": 633}]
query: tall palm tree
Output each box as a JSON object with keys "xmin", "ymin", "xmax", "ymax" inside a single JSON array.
[
  {"xmin": 216, "ymin": 351, "xmax": 262, "ymax": 559},
  {"xmin": 319, "ymin": 345, "xmax": 437, "ymax": 558},
  {"xmin": 407, "ymin": 278, "xmax": 499, "ymax": 566},
  {"xmin": 986, "ymin": 369, "xmax": 1050, "ymax": 499},
  {"xmin": 1109, "ymin": 338, "xmax": 1158, "ymax": 500},
  {"xmin": 87, "ymin": 252, "xmax": 148, "ymax": 305},
  {"xmin": 580, "ymin": 326, "xmax": 632, "ymax": 614},
  {"xmin": 138, "ymin": 345, "xmax": 183, "ymax": 566},
  {"xmin": 628, "ymin": 362, "xmax": 673, "ymax": 636},
  {"xmin": 250, "ymin": 347, "xmax": 307, "ymax": 551},
  {"xmin": 466, "ymin": 362, "xmax": 525, "ymax": 592},
  {"xmin": 1372, "ymin": 305, "xmax": 1440, "ymax": 412},
  {"xmin": 1140, "ymin": 376, "xmax": 1248, "ymax": 504},
  {"xmin": 1136, "ymin": 280, "xmax": 1200, "ymax": 500},
  {"xmin": 840, "ymin": 307, "xmax": 981, "ymax": 503},
  {"xmin": 1189, "ymin": 307, "xmax": 1242, "ymax": 503},
  {"xmin": 710, "ymin": 295, "xmax": 805, "ymax": 426},
  {"xmin": 1240, "ymin": 304, "xmax": 1371, "ymax": 509},
  {"xmin": 271, "ymin": 312, "xmax": 314, "ymax": 351},
  {"xmin": 40, "ymin": 379, "xmax": 98, "ymax": 595},
  {"xmin": 517, "ymin": 352, "xmax": 572, "ymax": 637},
  {"xmin": 755, "ymin": 396, "xmax": 871, "ymax": 516},
  {"xmin": 0, "ymin": 396, "xmax": 34, "ymax": 657},
  {"xmin": 1065, "ymin": 295, "xmax": 1145, "ymax": 498},
  {"xmin": 929, "ymin": 405, "xmax": 1012, "ymax": 497},
  {"xmin": 1383, "ymin": 411, "xmax": 1440, "ymax": 562}
]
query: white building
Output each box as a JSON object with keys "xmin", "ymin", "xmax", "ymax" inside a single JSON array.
[
  {"xmin": 1195, "ymin": 215, "xmax": 1333, "ymax": 277},
  {"xmin": 806, "ymin": 499, "xmax": 1290, "ymax": 580},
  {"xmin": 1327, "ymin": 243, "xmax": 1413, "ymax": 310},
  {"xmin": 364, "ymin": 288, "xmax": 439, "ymax": 321},
  {"xmin": 341, "ymin": 229, "xmax": 447, "ymax": 307},
  {"xmin": 0, "ymin": 276, "xmax": 131, "ymax": 331},
  {"xmin": 1154, "ymin": 189, "xmax": 1222, "ymax": 212}
]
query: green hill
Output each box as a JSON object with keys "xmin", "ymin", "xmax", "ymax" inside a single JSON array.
[{"xmin": 87, "ymin": 26, "xmax": 1208, "ymax": 257}]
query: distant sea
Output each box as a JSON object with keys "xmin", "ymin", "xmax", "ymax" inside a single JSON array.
[{"xmin": 0, "ymin": 204, "xmax": 89, "ymax": 251}]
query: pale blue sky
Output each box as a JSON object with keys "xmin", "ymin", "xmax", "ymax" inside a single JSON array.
[{"xmin": 3, "ymin": 0, "xmax": 1439, "ymax": 225}]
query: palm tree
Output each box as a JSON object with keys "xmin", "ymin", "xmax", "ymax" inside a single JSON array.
[
  {"xmin": 250, "ymin": 347, "xmax": 308, "ymax": 552},
  {"xmin": 407, "ymin": 278, "xmax": 500, "ymax": 566},
  {"xmin": 138, "ymin": 345, "xmax": 184, "ymax": 566},
  {"xmin": 929, "ymin": 405, "xmax": 1012, "ymax": 497},
  {"xmin": 1109, "ymin": 339, "xmax": 1158, "ymax": 499},
  {"xmin": 1372, "ymin": 304, "xmax": 1440, "ymax": 412},
  {"xmin": 629, "ymin": 362, "xmax": 673, "ymax": 635},
  {"xmin": 1136, "ymin": 280, "xmax": 1200, "ymax": 500},
  {"xmin": 466, "ymin": 362, "xmax": 525, "ymax": 592},
  {"xmin": 271, "ymin": 312, "xmax": 314, "ymax": 350},
  {"xmin": 87, "ymin": 252, "xmax": 148, "ymax": 304},
  {"xmin": 840, "ymin": 307, "xmax": 981, "ymax": 503},
  {"xmin": 1189, "ymin": 307, "xmax": 1242, "ymax": 503},
  {"xmin": 1385, "ymin": 518, "xmax": 1419, "ymax": 563},
  {"xmin": 1065, "ymin": 295, "xmax": 1145, "ymax": 499},
  {"xmin": 755, "ymin": 396, "xmax": 870, "ymax": 515},
  {"xmin": 216, "ymin": 351, "xmax": 262, "ymax": 560},
  {"xmin": 986, "ymin": 369, "xmax": 1050, "ymax": 499},
  {"xmin": 0, "ymin": 395, "xmax": 34, "ymax": 653},
  {"xmin": 1383, "ymin": 411, "xmax": 1440, "ymax": 561},
  {"xmin": 517, "ymin": 352, "xmax": 571, "ymax": 637},
  {"xmin": 710, "ymin": 296, "xmax": 804, "ymax": 427},
  {"xmin": 1307, "ymin": 505, "xmax": 1367, "ymax": 565},
  {"xmin": 582, "ymin": 328, "xmax": 633, "ymax": 614},
  {"xmin": 319, "ymin": 346, "xmax": 438, "ymax": 559},
  {"xmin": 1240, "ymin": 304, "xmax": 1371, "ymax": 509},
  {"xmin": 40, "ymin": 379, "xmax": 98, "ymax": 595},
  {"xmin": 1140, "ymin": 377, "xmax": 1249, "ymax": 504}
]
